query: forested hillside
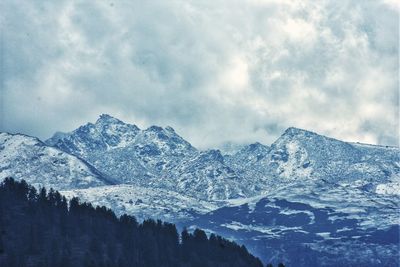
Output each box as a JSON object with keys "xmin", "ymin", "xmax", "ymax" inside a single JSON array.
[{"xmin": 0, "ymin": 178, "xmax": 263, "ymax": 267}]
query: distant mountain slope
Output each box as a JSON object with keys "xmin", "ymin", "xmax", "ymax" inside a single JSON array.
[
  {"xmin": 61, "ymin": 184, "xmax": 219, "ymax": 223},
  {"xmin": 0, "ymin": 132, "xmax": 112, "ymax": 190},
  {"xmin": 224, "ymin": 142, "xmax": 271, "ymax": 192},
  {"xmin": 167, "ymin": 149, "xmax": 250, "ymax": 200},
  {"xmin": 226, "ymin": 127, "xmax": 400, "ymax": 194},
  {"xmin": 184, "ymin": 179, "xmax": 399, "ymax": 266}
]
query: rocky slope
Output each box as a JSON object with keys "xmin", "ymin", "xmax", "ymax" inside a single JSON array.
[
  {"xmin": 46, "ymin": 114, "xmax": 250, "ymax": 200},
  {"xmin": 0, "ymin": 132, "xmax": 112, "ymax": 190},
  {"xmin": 226, "ymin": 127, "xmax": 400, "ymax": 195}
]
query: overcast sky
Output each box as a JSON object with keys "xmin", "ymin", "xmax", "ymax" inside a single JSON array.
[{"xmin": 1, "ymin": 0, "xmax": 399, "ymax": 149}]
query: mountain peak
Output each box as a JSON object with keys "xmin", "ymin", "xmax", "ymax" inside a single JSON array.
[
  {"xmin": 146, "ymin": 125, "xmax": 164, "ymax": 132},
  {"xmin": 248, "ymin": 142, "xmax": 265, "ymax": 150},
  {"xmin": 271, "ymin": 127, "xmax": 324, "ymax": 148},
  {"xmin": 94, "ymin": 114, "xmax": 141, "ymax": 133},
  {"xmin": 165, "ymin": 126, "xmax": 175, "ymax": 133},
  {"xmin": 96, "ymin": 114, "xmax": 123, "ymax": 125},
  {"xmin": 284, "ymin": 127, "xmax": 311, "ymax": 135},
  {"xmin": 144, "ymin": 125, "xmax": 178, "ymax": 135},
  {"xmin": 279, "ymin": 127, "xmax": 323, "ymax": 140}
]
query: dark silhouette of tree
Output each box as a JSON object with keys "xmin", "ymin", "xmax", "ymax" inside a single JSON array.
[{"xmin": 0, "ymin": 177, "xmax": 264, "ymax": 267}]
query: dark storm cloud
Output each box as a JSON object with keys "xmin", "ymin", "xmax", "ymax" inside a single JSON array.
[{"xmin": 1, "ymin": 0, "xmax": 399, "ymax": 148}]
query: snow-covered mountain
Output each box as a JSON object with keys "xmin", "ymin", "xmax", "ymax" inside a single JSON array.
[
  {"xmin": 46, "ymin": 114, "xmax": 249, "ymax": 200},
  {"xmin": 226, "ymin": 127, "xmax": 400, "ymax": 195},
  {"xmin": 225, "ymin": 142, "xmax": 272, "ymax": 192},
  {"xmin": 0, "ymin": 132, "xmax": 112, "ymax": 190},
  {"xmin": 166, "ymin": 149, "xmax": 250, "ymax": 200},
  {"xmin": 46, "ymin": 115, "xmax": 399, "ymax": 200},
  {"xmin": 46, "ymin": 114, "xmax": 154, "ymax": 184},
  {"xmin": 2, "ymin": 114, "xmax": 399, "ymax": 266}
]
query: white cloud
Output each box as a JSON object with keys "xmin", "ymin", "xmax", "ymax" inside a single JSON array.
[{"xmin": 1, "ymin": 0, "xmax": 398, "ymax": 148}]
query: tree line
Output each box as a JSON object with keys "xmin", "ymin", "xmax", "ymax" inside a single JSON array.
[{"xmin": 0, "ymin": 177, "xmax": 271, "ymax": 267}]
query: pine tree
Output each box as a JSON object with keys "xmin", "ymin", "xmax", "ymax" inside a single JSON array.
[{"xmin": 0, "ymin": 178, "xmax": 264, "ymax": 267}]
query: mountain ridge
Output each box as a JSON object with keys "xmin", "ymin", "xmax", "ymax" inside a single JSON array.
[
  {"xmin": 0, "ymin": 132, "xmax": 114, "ymax": 190},
  {"xmin": 43, "ymin": 114, "xmax": 400, "ymax": 197},
  {"xmin": 1, "ymin": 114, "xmax": 399, "ymax": 266}
]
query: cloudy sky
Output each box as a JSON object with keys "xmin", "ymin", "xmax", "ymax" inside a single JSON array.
[{"xmin": 1, "ymin": 0, "xmax": 399, "ymax": 148}]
